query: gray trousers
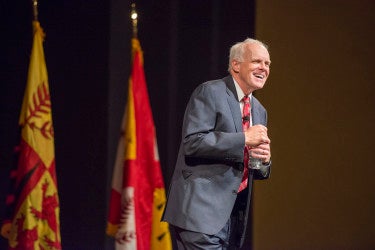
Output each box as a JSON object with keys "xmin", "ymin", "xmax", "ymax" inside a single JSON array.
[{"xmin": 171, "ymin": 190, "xmax": 249, "ymax": 250}]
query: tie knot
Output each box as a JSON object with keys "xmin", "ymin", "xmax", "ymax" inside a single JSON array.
[{"xmin": 242, "ymin": 95, "xmax": 250, "ymax": 103}]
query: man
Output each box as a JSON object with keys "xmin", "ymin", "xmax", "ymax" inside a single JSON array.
[{"xmin": 162, "ymin": 38, "xmax": 272, "ymax": 249}]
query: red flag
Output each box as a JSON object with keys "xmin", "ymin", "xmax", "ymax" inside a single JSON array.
[
  {"xmin": 1, "ymin": 21, "xmax": 61, "ymax": 249},
  {"xmin": 106, "ymin": 38, "xmax": 172, "ymax": 250}
]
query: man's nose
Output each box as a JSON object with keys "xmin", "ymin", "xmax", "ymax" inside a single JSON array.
[{"xmin": 259, "ymin": 61, "xmax": 269, "ymax": 71}]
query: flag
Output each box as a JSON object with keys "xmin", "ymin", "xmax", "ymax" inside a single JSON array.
[
  {"xmin": 1, "ymin": 21, "xmax": 61, "ymax": 250},
  {"xmin": 106, "ymin": 38, "xmax": 172, "ymax": 250}
]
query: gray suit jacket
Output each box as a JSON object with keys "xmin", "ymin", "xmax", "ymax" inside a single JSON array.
[{"xmin": 162, "ymin": 76, "xmax": 271, "ymax": 240}]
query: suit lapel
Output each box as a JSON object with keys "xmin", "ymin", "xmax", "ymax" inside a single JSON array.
[
  {"xmin": 251, "ymin": 98, "xmax": 260, "ymax": 125},
  {"xmin": 222, "ymin": 76, "xmax": 266, "ymax": 129},
  {"xmin": 251, "ymin": 97, "xmax": 265, "ymax": 126},
  {"xmin": 223, "ymin": 76, "xmax": 242, "ymax": 132}
]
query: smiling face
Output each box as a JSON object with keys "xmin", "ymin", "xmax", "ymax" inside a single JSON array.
[{"xmin": 231, "ymin": 42, "xmax": 271, "ymax": 95}]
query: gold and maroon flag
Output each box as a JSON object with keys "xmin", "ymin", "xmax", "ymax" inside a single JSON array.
[
  {"xmin": 106, "ymin": 38, "xmax": 172, "ymax": 250},
  {"xmin": 1, "ymin": 21, "xmax": 61, "ymax": 250}
]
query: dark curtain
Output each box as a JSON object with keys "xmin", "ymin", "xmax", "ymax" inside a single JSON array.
[{"xmin": 0, "ymin": 1, "xmax": 255, "ymax": 249}]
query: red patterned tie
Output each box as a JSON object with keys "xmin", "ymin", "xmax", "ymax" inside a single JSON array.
[{"xmin": 238, "ymin": 95, "xmax": 250, "ymax": 192}]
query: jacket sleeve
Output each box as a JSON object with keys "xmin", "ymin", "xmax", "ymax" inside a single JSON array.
[{"xmin": 182, "ymin": 83, "xmax": 245, "ymax": 164}]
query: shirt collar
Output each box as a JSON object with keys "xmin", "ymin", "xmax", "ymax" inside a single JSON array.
[{"xmin": 232, "ymin": 77, "xmax": 252, "ymax": 102}]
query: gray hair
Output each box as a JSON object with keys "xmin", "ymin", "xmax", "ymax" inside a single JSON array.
[{"xmin": 228, "ymin": 38, "xmax": 269, "ymax": 72}]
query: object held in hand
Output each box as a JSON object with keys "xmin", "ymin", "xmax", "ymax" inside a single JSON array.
[{"xmin": 249, "ymin": 156, "xmax": 262, "ymax": 169}]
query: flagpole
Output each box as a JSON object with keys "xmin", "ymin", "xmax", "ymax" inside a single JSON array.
[
  {"xmin": 32, "ymin": 0, "xmax": 38, "ymax": 21},
  {"xmin": 130, "ymin": 3, "xmax": 138, "ymax": 38}
]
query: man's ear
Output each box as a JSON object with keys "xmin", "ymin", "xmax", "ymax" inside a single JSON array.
[{"xmin": 232, "ymin": 60, "xmax": 240, "ymax": 73}]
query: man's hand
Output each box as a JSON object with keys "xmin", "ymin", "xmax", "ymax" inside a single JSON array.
[
  {"xmin": 244, "ymin": 125, "xmax": 271, "ymax": 163},
  {"xmin": 244, "ymin": 125, "xmax": 270, "ymax": 147},
  {"xmin": 249, "ymin": 143, "xmax": 271, "ymax": 163}
]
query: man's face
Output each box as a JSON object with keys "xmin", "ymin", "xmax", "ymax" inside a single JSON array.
[{"xmin": 233, "ymin": 43, "xmax": 271, "ymax": 94}]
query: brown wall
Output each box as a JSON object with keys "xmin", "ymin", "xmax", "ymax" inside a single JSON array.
[{"xmin": 253, "ymin": 0, "xmax": 375, "ymax": 249}]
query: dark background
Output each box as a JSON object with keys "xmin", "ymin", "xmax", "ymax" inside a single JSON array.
[
  {"xmin": 0, "ymin": 0, "xmax": 256, "ymax": 249},
  {"xmin": 253, "ymin": 1, "xmax": 375, "ymax": 249}
]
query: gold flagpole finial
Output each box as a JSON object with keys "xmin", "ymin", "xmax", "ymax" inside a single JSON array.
[
  {"xmin": 130, "ymin": 3, "xmax": 138, "ymax": 38},
  {"xmin": 32, "ymin": 0, "xmax": 38, "ymax": 21}
]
